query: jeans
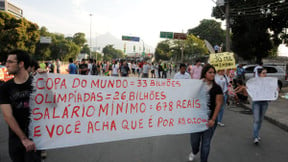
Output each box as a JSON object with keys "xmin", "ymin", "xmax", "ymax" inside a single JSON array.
[
  {"xmin": 190, "ymin": 124, "xmax": 217, "ymax": 162},
  {"xmin": 217, "ymin": 93, "xmax": 227, "ymax": 123},
  {"xmin": 252, "ymin": 101, "xmax": 268, "ymax": 139},
  {"xmin": 9, "ymin": 137, "xmax": 41, "ymax": 162}
]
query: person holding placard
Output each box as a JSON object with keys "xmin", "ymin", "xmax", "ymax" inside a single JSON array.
[
  {"xmin": 251, "ymin": 68, "xmax": 269, "ymax": 144},
  {"xmin": 188, "ymin": 64, "xmax": 223, "ymax": 162}
]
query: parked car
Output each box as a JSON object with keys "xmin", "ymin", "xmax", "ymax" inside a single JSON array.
[{"xmin": 243, "ymin": 64, "xmax": 288, "ymax": 89}]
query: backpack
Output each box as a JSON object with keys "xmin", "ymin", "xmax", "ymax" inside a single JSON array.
[{"xmin": 121, "ymin": 65, "xmax": 128, "ymax": 75}]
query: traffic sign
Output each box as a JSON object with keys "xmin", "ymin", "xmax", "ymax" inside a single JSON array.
[
  {"xmin": 122, "ymin": 36, "xmax": 140, "ymax": 42},
  {"xmin": 160, "ymin": 32, "xmax": 173, "ymax": 39},
  {"xmin": 173, "ymin": 33, "xmax": 187, "ymax": 40}
]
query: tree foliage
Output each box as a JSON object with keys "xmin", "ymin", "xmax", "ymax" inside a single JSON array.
[
  {"xmin": 35, "ymin": 30, "xmax": 80, "ymax": 61},
  {"xmin": 80, "ymin": 44, "xmax": 90, "ymax": 54},
  {"xmin": 72, "ymin": 32, "xmax": 86, "ymax": 47},
  {"xmin": 155, "ymin": 34, "xmax": 208, "ymax": 62},
  {"xmin": 0, "ymin": 11, "xmax": 40, "ymax": 60},
  {"xmin": 188, "ymin": 19, "xmax": 225, "ymax": 49},
  {"xmin": 154, "ymin": 40, "xmax": 172, "ymax": 61},
  {"xmin": 102, "ymin": 44, "xmax": 124, "ymax": 61},
  {"xmin": 212, "ymin": 0, "xmax": 288, "ymax": 62},
  {"xmin": 0, "ymin": 12, "xmax": 86, "ymax": 62}
]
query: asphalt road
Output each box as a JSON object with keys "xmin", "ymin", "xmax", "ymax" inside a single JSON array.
[{"xmin": 1, "ymin": 105, "xmax": 288, "ymax": 162}]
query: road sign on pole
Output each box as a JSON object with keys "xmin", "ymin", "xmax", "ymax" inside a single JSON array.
[
  {"xmin": 122, "ymin": 36, "xmax": 140, "ymax": 42},
  {"xmin": 160, "ymin": 32, "xmax": 174, "ymax": 39},
  {"xmin": 173, "ymin": 33, "xmax": 187, "ymax": 40}
]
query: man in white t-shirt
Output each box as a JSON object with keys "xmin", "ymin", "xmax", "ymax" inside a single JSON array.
[
  {"xmin": 142, "ymin": 61, "xmax": 150, "ymax": 78},
  {"xmin": 87, "ymin": 59, "xmax": 93, "ymax": 75},
  {"xmin": 253, "ymin": 62, "xmax": 263, "ymax": 78},
  {"xmin": 174, "ymin": 63, "xmax": 191, "ymax": 79}
]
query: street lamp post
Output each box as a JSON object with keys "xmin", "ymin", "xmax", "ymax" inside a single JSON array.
[
  {"xmin": 89, "ymin": 13, "xmax": 92, "ymax": 58},
  {"xmin": 180, "ymin": 46, "xmax": 184, "ymax": 63}
]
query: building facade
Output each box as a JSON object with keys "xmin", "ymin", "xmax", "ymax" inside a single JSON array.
[{"xmin": 0, "ymin": 0, "xmax": 23, "ymax": 18}]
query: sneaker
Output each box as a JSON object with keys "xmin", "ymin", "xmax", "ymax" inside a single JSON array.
[
  {"xmin": 41, "ymin": 150, "xmax": 47, "ymax": 159},
  {"xmin": 254, "ymin": 138, "xmax": 259, "ymax": 144},
  {"xmin": 188, "ymin": 152, "xmax": 195, "ymax": 161},
  {"xmin": 257, "ymin": 137, "xmax": 261, "ymax": 141},
  {"xmin": 217, "ymin": 122, "xmax": 225, "ymax": 127}
]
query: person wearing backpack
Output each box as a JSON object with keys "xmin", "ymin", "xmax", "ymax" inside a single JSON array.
[
  {"xmin": 91, "ymin": 59, "xmax": 99, "ymax": 75},
  {"xmin": 120, "ymin": 60, "xmax": 130, "ymax": 77}
]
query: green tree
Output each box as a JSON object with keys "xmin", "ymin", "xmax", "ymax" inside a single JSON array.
[
  {"xmin": 35, "ymin": 31, "xmax": 80, "ymax": 61},
  {"xmin": 154, "ymin": 40, "xmax": 172, "ymax": 61},
  {"xmin": 185, "ymin": 34, "xmax": 209, "ymax": 60},
  {"xmin": 155, "ymin": 35, "xmax": 208, "ymax": 62},
  {"xmin": 212, "ymin": 0, "xmax": 288, "ymax": 62},
  {"xmin": 50, "ymin": 34, "xmax": 80, "ymax": 61},
  {"xmin": 231, "ymin": 17, "xmax": 272, "ymax": 62},
  {"xmin": 34, "ymin": 26, "xmax": 52, "ymax": 60},
  {"xmin": 0, "ymin": 11, "xmax": 40, "ymax": 60},
  {"xmin": 91, "ymin": 51, "xmax": 102, "ymax": 61},
  {"xmin": 188, "ymin": 19, "xmax": 225, "ymax": 49},
  {"xmin": 102, "ymin": 44, "xmax": 124, "ymax": 60},
  {"xmin": 81, "ymin": 44, "xmax": 90, "ymax": 54},
  {"xmin": 72, "ymin": 32, "xmax": 86, "ymax": 47}
]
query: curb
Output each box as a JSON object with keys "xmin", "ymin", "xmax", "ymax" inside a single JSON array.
[{"xmin": 241, "ymin": 103, "xmax": 288, "ymax": 132}]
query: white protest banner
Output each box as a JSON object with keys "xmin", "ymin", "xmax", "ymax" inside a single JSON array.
[
  {"xmin": 209, "ymin": 52, "xmax": 236, "ymax": 70},
  {"xmin": 29, "ymin": 74, "xmax": 208, "ymax": 150},
  {"xmin": 246, "ymin": 77, "xmax": 278, "ymax": 101}
]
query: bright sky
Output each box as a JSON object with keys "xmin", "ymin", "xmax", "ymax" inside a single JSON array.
[{"xmin": 10, "ymin": 0, "xmax": 218, "ymax": 49}]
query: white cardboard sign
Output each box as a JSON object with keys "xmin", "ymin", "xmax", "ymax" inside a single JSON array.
[{"xmin": 246, "ymin": 77, "xmax": 278, "ymax": 101}]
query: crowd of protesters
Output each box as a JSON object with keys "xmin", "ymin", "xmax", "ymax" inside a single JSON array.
[{"xmin": 65, "ymin": 58, "xmax": 178, "ymax": 79}]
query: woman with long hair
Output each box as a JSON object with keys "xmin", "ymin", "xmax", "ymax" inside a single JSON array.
[
  {"xmin": 188, "ymin": 64, "xmax": 223, "ymax": 162},
  {"xmin": 252, "ymin": 68, "xmax": 269, "ymax": 144}
]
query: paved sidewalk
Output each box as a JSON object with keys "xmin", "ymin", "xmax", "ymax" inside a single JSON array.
[{"xmin": 242, "ymin": 87, "xmax": 288, "ymax": 132}]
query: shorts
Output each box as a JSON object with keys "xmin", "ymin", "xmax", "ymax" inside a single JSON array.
[{"xmin": 237, "ymin": 93, "xmax": 248, "ymax": 101}]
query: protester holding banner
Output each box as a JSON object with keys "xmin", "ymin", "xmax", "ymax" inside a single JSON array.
[
  {"xmin": 188, "ymin": 64, "xmax": 223, "ymax": 162},
  {"xmin": 0, "ymin": 50, "xmax": 41, "ymax": 162},
  {"xmin": 251, "ymin": 68, "xmax": 269, "ymax": 144},
  {"xmin": 214, "ymin": 69, "xmax": 229, "ymax": 127}
]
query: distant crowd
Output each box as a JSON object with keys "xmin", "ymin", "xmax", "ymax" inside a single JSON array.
[{"xmin": 65, "ymin": 58, "xmax": 177, "ymax": 78}]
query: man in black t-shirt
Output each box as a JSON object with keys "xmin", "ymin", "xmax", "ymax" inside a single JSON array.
[
  {"xmin": 0, "ymin": 50, "xmax": 41, "ymax": 162},
  {"xmin": 79, "ymin": 59, "xmax": 88, "ymax": 75}
]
